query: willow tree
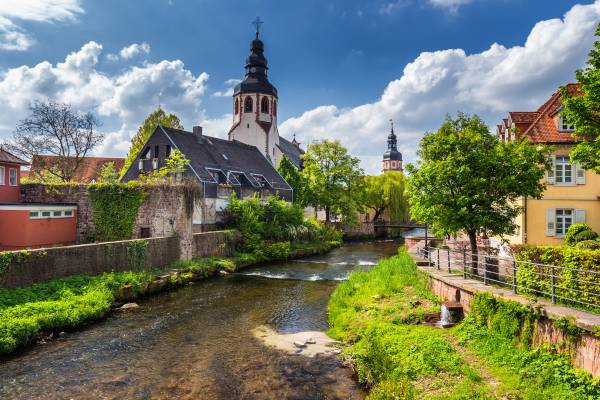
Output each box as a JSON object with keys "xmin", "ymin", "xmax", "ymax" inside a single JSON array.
[
  {"xmin": 363, "ymin": 171, "xmax": 409, "ymax": 222},
  {"xmin": 121, "ymin": 107, "xmax": 183, "ymax": 177},
  {"xmin": 406, "ymin": 113, "xmax": 551, "ymax": 272},
  {"xmin": 560, "ymin": 22, "xmax": 600, "ymax": 173}
]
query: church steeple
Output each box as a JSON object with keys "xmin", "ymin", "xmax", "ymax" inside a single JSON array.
[{"xmin": 382, "ymin": 119, "xmax": 403, "ymax": 172}]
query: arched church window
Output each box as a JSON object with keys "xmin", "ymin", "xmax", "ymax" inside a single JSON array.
[
  {"xmin": 273, "ymin": 100, "xmax": 277, "ymax": 116},
  {"xmin": 234, "ymin": 98, "xmax": 239, "ymax": 115},
  {"xmin": 244, "ymin": 97, "xmax": 253, "ymax": 113},
  {"xmin": 261, "ymin": 97, "xmax": 269, "ymax": 114}
]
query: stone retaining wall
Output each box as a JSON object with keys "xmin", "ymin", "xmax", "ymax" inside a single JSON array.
[
  {"xmin": 412, "ymin": 247, "xmax": 600, "ymax": 378},
  {"xmin": 0, "ymin": 231, "xmax": 240, "ymax": 288}
]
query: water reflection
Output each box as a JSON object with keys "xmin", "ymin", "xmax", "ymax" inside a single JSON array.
[{"xmin": 0, "ymin": 241, "xmax": 400, "ymax": 400}]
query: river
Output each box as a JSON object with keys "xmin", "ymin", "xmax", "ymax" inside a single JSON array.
[{"xmin": 0, "ymin": 241, "xmax": 401, "ymax": 400}]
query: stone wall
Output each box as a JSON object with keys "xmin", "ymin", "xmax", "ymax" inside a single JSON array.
[
  {"xmin": 20, "ymin": 183, "xmax": 199, "ymax": 246},
  {"xmin": 418, "ymin": 255, "xmax": 600, "ymax": 378},
  {"xmin": 0, "ymin": 230, "xmax": 241, "ymax": 288}
]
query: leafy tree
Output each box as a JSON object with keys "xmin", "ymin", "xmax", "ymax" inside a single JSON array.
[
  {"xmin": 406, "ymin": 113, "xmax": 551, "ymax": 272},
  {"xmin": 301, "ymin": 139, "xmax": 364, "ymax": 223},
  {"xmin": 139, "ymin": 149, "xmax": 190, "ymax": 183},
  {"xmin": 363, "ymin": 171, "xmax": 409, "ymax": 223},
  {"xmin": 278, "ymin": 155, "xmax": 308, "ymax": 207},
  {"xmin": 560, "ymin": 23, "xmax": 600, "ymax": 173},
  {"xmin": 121, "ymin": 107, "xmax": 183, "ymax": 177},
  {"xmin": 98, "ymin": 162, "xmax": 118, "ymax": 183},
  {"xmin": 4, "ymin": 100, "xmax": 103, "ymax": 182}
]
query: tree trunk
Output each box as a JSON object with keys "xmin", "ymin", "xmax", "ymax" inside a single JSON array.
[
  {"xmin": 325, "ymin": 207, "xmax": 331, "ymax": 223},
  {"xmin": 373, "ymin": 208, "xmax": 383, "ymax": 222},
  {"xmin": 467, "ymin": 230, "xmax": 478, "ymax": 276}
]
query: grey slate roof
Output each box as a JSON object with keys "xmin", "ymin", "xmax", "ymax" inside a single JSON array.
[
  {"xmin": 160, "ymin": 127, "xmax": 291, "ymax": 191},
  {"xmin": 0, "ymin": 148, "xmax": 28, "ymax": 165},
  {"xmin": 278, "ymin": 137, "xmax": 304, "ymax": 169}
]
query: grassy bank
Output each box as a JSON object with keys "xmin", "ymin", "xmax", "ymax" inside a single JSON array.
[
  {"xmin": 328, "ymin": 249, "xmax": 600, "ymax": 399},
  {"xmin": 0, "ymin": 240, "xmax": 341, "ymax": 356}
]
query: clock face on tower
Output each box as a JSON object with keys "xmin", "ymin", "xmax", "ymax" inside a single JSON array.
[{"xmin": 251, "ymin": 67, "xmax": 257, "ymax": 73}]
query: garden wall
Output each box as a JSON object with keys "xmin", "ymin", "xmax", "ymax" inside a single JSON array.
[
  {"xmin": 0, "ymin": 231, "xmax": 240, "ymax": 289},
  {"xmin": 20, "ymin": 183, "xmax": 200, "ymax": 244}
]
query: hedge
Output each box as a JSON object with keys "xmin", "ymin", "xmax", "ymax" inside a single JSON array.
[{"xmin": 511, "ymin": 245, "xmax": 600, "ymax": 309}]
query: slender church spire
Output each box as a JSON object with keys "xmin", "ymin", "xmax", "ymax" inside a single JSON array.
[{"xmin": 382, "ymin": 119, "xmax": 403, "ymax": 172}]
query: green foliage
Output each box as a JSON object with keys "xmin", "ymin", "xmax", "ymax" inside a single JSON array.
[
  {"xmin": 301, "ymin": 139, "xmax": 364, "ymax": 223},
  {"xmin": 560, "ymin": 23, "xmax": 600, "ymax": 173},
  {"xmin": 576, "ymin": 240, "xmax": 600, "ymax": 250},
  {"xmin": 277, "ymin": 155, "xmax": 308, "ymax": 207},
  {"xmin": 457, "ymin": 293, "xmax": 600, "ymax": 399},
  {"xmin": 565, "ymin": 223, "xmax": 594, "ymax": 246},
  {"xmin": 512, "ymin": 245, "xmax": 600, "ymax": 309},
  {"xmin": 406, "ymin": 113, "xmax": 551, "ymax": 257},
  {"xmin": 0, "ymin": 251, "xmax": 12, "ymax": 277},
  {"xmin": 574, "ymin": 230, "xmax": 599, "ymax": 243},
  {"xmin": 127, "ymin": 240, "xmax": 148, "ymax": 271},
  {"xmin": 121, "ymin": 107, "xmax": 184, "ymax": 177},
  {"xmin": 362, "ymin": 171, "xmax": 409, "ymax": 222},
  {"xmin": 98, "ymin": 161, "xmax": 119, "ymax": 183},
  {"xmin": 139, "ymin": 149, "xmax": 191, "ymax": 183},
  {"xmin": 88, "ymin": 182, "xmax": 146, "ymax": 241}
]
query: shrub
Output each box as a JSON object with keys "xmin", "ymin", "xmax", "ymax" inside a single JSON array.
[
  {"xmin": 564, "ymin": 223, "xmax": 593, "ymax": 246},
  {"xmin": 576, "ymin": 240, "xmax": 600, "ymax": 250},
  {"xmin": 574, "ymin": 230, "xmax": 599, "ymax": 243},
  {"xmin": 512, "ymin": 245, "xmax": 600, "ymax": 308}
]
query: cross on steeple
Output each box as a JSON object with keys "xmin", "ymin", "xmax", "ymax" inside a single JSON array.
[
  {"xmin": 389, "ymin": 119, "xmax": 394, "ymax": 134},
  {"xmin": 252, "ymin": 16, "xmax": 264, "ymax": 39}
]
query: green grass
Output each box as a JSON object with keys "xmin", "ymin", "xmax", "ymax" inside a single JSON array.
[{"xmin": 328, "ymin": 248, "xmax": 600, "ymax": 399}]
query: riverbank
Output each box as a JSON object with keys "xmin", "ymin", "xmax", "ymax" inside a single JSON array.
[
  {"xmin": 328, "ymin": 248, "xmax": 600, "ymax": 399},
  {"xmin": 0, "ymin": 240, "xmax": 341, "ymax": 356}
]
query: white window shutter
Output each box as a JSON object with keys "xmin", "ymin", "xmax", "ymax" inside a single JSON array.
[
  {"xmin": 576, "ymin": 163, "xmax": 586, "ymax": 184},
  {"xmin": 575, "ymin": 209, "xmax": 586, "ymax": 224},
  {"xmin": 547, "ymin": 156, "xmax": 555, "ymax": 184},
  {"xmin": 546, "ymin": 208, "xmax": 556, "ymax": 236}
]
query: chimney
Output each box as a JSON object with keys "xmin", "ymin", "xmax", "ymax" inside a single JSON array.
[{"xmin": 193, "ymin": 126, "xmax": 203, "ymax": 141}]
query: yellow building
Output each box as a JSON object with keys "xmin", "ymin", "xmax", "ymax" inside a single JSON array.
[{"xmin": 497, "ymin": 84, "xmax": 600, "ymax": 246}]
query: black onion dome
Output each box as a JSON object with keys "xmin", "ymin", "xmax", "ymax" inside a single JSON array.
[
  {"xmin": 234, "ymin": 37, "xmax": 278, "ymax": 97},
  {"xmin": 383, "ymin": 123, "xmax": 402, "ymax": 161}
]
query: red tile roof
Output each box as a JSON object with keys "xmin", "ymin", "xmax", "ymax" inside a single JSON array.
[
  {"xmin": 31, "ymin": 156, "xmax": 125, "ymax": 183},
  {"xmin": 0, "ymin": 148, "xmax": 28, "ymax": 165},
  {"xmin": 500, "ymin": 83, "xmax": 582, "ymax": 144}
]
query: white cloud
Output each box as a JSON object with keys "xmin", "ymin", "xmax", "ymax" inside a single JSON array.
[
  {"xmin": 380, "ymin": 0, "xmax": 474, "ymax": 15},
  {"xmin": 119, "ymin": 42, "xmax": 151, "ymax": 59},
  {"xmin": 281, "ymin": 1, "xmax": 600, "ymax": 174},
  {"xmin": 0, "ymin": 0, "xmax": 83, "ymax": 51},
  {"xmin": 429, "ymin": 0, "xmax": 474, "ymax": 12},
  {"xmin": 213, "ymin": 78, "xmax": 242, "ymax": 97},
  {"xmin": 0, "ymin": 41, "xmax": 211, "ymax": 157}
]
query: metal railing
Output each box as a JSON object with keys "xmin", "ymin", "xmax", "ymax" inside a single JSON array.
[{"xmin": 416, "ymin": 245, "xmax": 600, "ymax": 312}]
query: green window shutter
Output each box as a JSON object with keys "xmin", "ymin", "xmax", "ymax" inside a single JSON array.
[{"xmin": 576, "ymin": 163, "xmax": 586, "ymax": 185}]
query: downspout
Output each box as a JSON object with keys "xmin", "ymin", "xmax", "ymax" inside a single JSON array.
[{"xmin": 523, "ymin": 196, "xmax": 528, "ymax": 244}]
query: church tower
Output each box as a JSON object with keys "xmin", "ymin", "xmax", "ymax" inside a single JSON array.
[
  {"xmin": 228, "ymin": 18, "xmax": 283, "ymax": 166},
  {"xmin": 382, "ymin": 120, "xmax": 403, "ymax": 172}
]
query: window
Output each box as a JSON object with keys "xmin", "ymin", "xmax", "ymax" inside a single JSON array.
[
  {"xmin": 154, "ymin": 145, "xmax": 159, "ymax": 159},
  {"xmin": 234, "ymin": 98, "xmax": 239, "ymax": 115},
  {"xmin": 41, "ymin": 211, "xmax": 51, "ymax": 218},
  {"xmin": 559, "ymin": 117, "xmax": 575, "ymax": 132},
  {"xmin": 152, "ymin": 159, "xmax": 158, "ymax": 170},
  {"xmin": 142, "ymin": 147, "xmax": 151, "ymax": 159},
  {"xmin": 9, "ymin": 168, "xmax": 17, "ymax": 186},
  {"xmin": 166, "ymin": 145, "xmax": 172, "ymax": 157},
  {"xmin": 0, "ymin": 166, "xmax": 4, "ymax": 185},
  {"xmin": 555, "ymin": 156, "xmax": 572, "ymax": 184},
  {"xmin": 261, "ymin": 97, "xmax": 269, "ymax": 114},
  {"xmin": 29, "ymin": 209, "xmax": 74, "ymax": 219},
  {"xmin": 273, "ymin": 100, "xmax": 277, "ymax": 116},
  {"xmin": 140, "ymin": 227, "xmax": 151, "ymax": 238},
  {"xmin": 244, "ymin": 97, "xmax": 253, "ymax": 113},
  {"xmin": 556, "ymin": 209, "xmax": 574, "ymax": 236},
  {"xmin": 138, "ymin": 159, "xmax": 144, "ymax": 170},
  {"xmin": 29, "ymin": 211, "xmax": 39, "ymax": 218},
  {"xmin": 53, "ymin": 211, "xmax": 62, "ymax": 217},
  {"xmin": 64, "ymin": 210, "xmax": 73, "ymax": 217}
]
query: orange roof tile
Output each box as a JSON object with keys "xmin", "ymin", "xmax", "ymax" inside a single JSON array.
[{"xmin": 31, "ymin": 156, "xmax": 125, "ymax": 183}]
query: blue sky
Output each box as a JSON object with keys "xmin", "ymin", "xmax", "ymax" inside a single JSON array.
[{"xmin": 0, "ymin": 0, "xmax": 599, "ymax": 173}]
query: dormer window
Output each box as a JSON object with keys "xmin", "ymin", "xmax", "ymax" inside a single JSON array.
[{"xmin": 559, "ymin": 116, "xmax": 575, "ymax": 132}]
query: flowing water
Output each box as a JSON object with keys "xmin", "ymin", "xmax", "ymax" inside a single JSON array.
[{"xmin": 0, "ymin": 241, "xmax": 401, "ymax": 400}]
